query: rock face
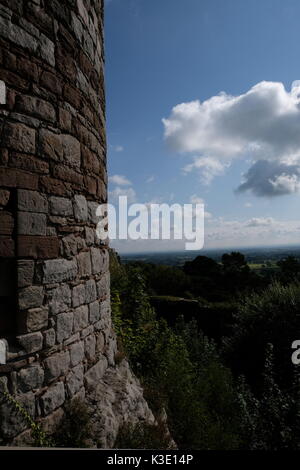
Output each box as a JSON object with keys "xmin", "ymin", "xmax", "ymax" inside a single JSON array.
[
  {"xmin": 87, "ymin": 360, "xmax": 155, "ymax": 448},
  {"xmin": 0, "ymin": 0, "xmax": 154, "ymax": 447}
]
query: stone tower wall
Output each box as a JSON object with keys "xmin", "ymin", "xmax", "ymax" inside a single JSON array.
[{"xmin": 0, "ymin": 0, "xmax": 121, "ymax": 443}]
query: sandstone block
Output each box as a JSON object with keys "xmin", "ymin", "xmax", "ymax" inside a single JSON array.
[
  {"xmin": 66, "ymin": 364, "xmax": 84, "ymax": 397},
  {"xmin": 44, "ymin": 350, "xmax": 70, "ymax": 381},
  {"xmin": 43, "ymin": 328, "xmax": 56, "ymax": 348},
  {"xmin": 84, "ymin": 356, "xmax": 108, "ymax": 389},
  {"xmin": 48, "ymin": 283, "xmax": 71, "ymax": 315},
  {"xmin": 89, "ymin": 300, "xmax": 100, "ymax": 323},
  {"xmin": 18, "ymin": 285, "xmax": 44, "ymax": 310},
  {"xmin": 72, "ymin": 283, "xmax": 86, "ymax": 308},
  {"xmin": 77, "ymin": 251, "xmax": 91, "ymax": 277},
  {"xmin": 69, "ymin": 341, "xmax": 84, "ymax": 367},
  {"xmin": 73, "ymin": 305, "xmax": 89, "ymax": 332},
  {"xmin": 26, "ymin": 306, "xmax": 48, "ymax": 332},
  {"xmin": 56, "ymin": 311, "xmax": 73, "ymax": 343},
  {"xmin": 3, "ymin": 122, "xmax": 35, "ymax": 154},
  {"xmin": 18, "ymin": 189, "xmax": 48, "ymax": 213},
  {"xmin": 85, "ymin": 334, "xmax": 96, "ymax": 361},
  {"xmin": 74, "ymin": 194, "xmax": 88, "ymax": 222},
  {"xmin": 43, "ymin": 258, "xmax": 77, "ymax": 284},
  {"xmin": 17, "ymin": 365, "xmax": 44, "ymax": 392},
  {"xmin": 17, "ymin": 332, "xmax": 43, "ymax": 353},
  {"xmin": 18, "ymin": 212, "xmax": 47, "ymax": 236},
  {"xmin": 85, "ymin": 279, "xmax": 97, "ymax": 303},
  {"xmin": 49, "ymin": 196, "xmax": 73, "ymax": 216},
  {"xmin": 40, "ymin": 382, "xmax": 65, "ymax": 416}
]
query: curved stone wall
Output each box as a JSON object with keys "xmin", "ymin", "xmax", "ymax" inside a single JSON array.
[{"xmin": 0, "ymin": 0, "xmax": 119, "ymax": 443}]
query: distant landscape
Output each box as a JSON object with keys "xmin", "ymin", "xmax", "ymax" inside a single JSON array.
[
  {"xmin": 120, "ymin": 245, "xmax": 300, "ymax": 268},
  {"xmin": 111, "ymin": 244, "xmax": 300, "ymax": 449}
]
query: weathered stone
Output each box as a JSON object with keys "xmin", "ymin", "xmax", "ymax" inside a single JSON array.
[
  {"xmin": 97, "ymin": 272, "xmax": 110, "ymax": 299},
  {"xmin": 39, "ymin": 130, "xmax": 80, "ymax": 167},
  {"xmin": 3, "ymin": 122, "xmax": 36, "ymax": 154},
  {"xmin": 72, "ymin": 283, "xmax": 86, "ymax": 307},
  {"xmin": 0, "ymin": 392, "xmax": 35, "ymax": 438},
  {"xmin": 61, "ymin": 135, "xmax": 81, "ymax": 168},
  {"xmin": 40, "ymin": 382, "xmax": 65, "ymax": 415},
  {"xmin": 59, "ymin": 108, "xmax": 72, "ymax": 132},
  {"xmin": 0, "ymin": 189, "xmax": 10, "ymax": 206},
  {"xmin": 19, "ymin": 285, "xmax": 44, "ymax": 310},
  {"xmin": 26, "ymin": 306, "xmax": 48, "ymax": 332},
  {"xmin": 89, "ymin": 300, "xmax": 100, "ymax": 323},
  {"xmin": 40, "ymin": 408, "xmax": 64, "ymax": 435},
  {"xmin": 100, "ymin": 299, "xmax": 111, "ymax": 320},
  {"xmin": 56, "ymin": 311, "xmax": 73, "ymax": 343},
  {"xmin": 17, "ymin": 365, "xmax": 44, "ymax": 392},
  {"xmin": 0, "ymin": 211, "xmax": 14, "ymax": 235},
  {"xmin": 39, "ymin": 129, "xmax": 62, "ymax": 162},
  {"xmin": 49, "ymin": 196, "xmax": 73, "ymax": 216},
  {"xmin": 96, "ymin": 332, "xmax": 105, "ymax": 353},
  {"xmin": 77, "ymin": 251, "xmax": 91, "ymax": 277},
  {"xmin": 18, "ymin": 236, "xmax": 59, "ymax": 259},
  {"xmin": 39, "ymin": 32, "xmax": 55, "ymax": 67},
  {"xmin": 18, "ymin": 212, "xmax": 47, "ymax": 235},
  {"xmin": 16, "ymin": 95, "xmax": 56, "ymax": 123},
  {"xmin": 43, "ymin": 258, "xmax": 77, "ymax": 283},
  {"xmin": 64, "ymin": 333, "xmax": 80, "ymax": 347},
  {"xmin": 73, "ymin": 194, "xmax": 88, "ymax": 222},
  {"xmin": 44, "ymin": 350, "xmax": 70, "ymax": 381},
  {"xmin": 81, "ymin": 325, "xmax": 94, "ymax": 339},
  {"xmin": 44, "ymin": 328, "xmax": 56, "ymax": 348},
  {"xmin": 85, "ymin": 226, "xmax": 95, "ymax": 245},
  {"xmin": 18, "ymin": 189, "xmax": 48, "ymax": 213},
  {"xmin": 84, "ymin": 356, "xmax": 108, "ymax": 389},
  {"xmin": 87, "ymin": 200, "xmax": 99, "ymax": 224},
  {"xmin": 85, "ymin": 279, "xmax": 97, "ymax": 303},
  {"xmin": 18, "ymin": 260, "xmax": 35, "ymax": 288},
  {"xmin": 90, "ymin": 247, "xmax": 105, "ymax": 274},
  {"xmin": 85, "ymin": 334, "xmax": 96, "ymax": 361},
  {"xmin": 48, "ymin": 283, "xmax": 71, "ymax": 315},
  {"xmin": 66, "ymin": 364, "xmax": 84, "ymax": 397},
  {"xmin": 73, "ymin": 305, "xmax": 89, "ymax": 332},
  {"xmin": 17, "ymin": 332, "xmax": 43, "ymax": 353},
  {"xmin": 62, "ymin": 234, "xmax": 86, "ymax": 258},
  {"xmin": 69, "ymin": 341, "xmax": 84, "ymax": 367}
]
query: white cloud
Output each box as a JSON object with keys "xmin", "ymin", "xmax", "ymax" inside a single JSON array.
[
  {"xmin": 110, "ymin": 145, "xmax": 124, "ymax": 152},
  {"xmin": 244, "ymin": 202, "xmax": 252, "ymax": 208},
  {"xmin": 163, "ymin": 81, "xmax": 300, "ymax": 196},
  {"xmin": 108, "ymin": 186, "xmax": 136, "ymax": 203},
  {"xmin": 204, "ymin": 216, "xmax": 300, "ymax": 248},
  {"xmin": 245, "ymin": 217, "xmax": 274, "ymax": 227},
  {"xmin": 189, "ymin": 195, "xmax": 212, "ymax": 219},
  {"xmin": 146, "ymin": 176, "xmax": 155, "ymax": 183},
  {"xmin": 109, "ymin": 174, "xmax": 132, "ymax": 186}
]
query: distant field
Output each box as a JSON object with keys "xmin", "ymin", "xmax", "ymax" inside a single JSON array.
[{"xmin": 248, "ymin": 262, "xmax": 279, "ymax": 270}]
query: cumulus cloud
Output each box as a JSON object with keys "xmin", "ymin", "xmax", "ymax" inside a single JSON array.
[
  {"xmin": 245, "ymin": 217, "xmax": 274, "ymax": 227},
  {"xmin": 163, "ymin": 80, "xmax": 300, "ymax": 196},
  {"xmin": 109, "ymin": 174, "xmax": 132, "ymax": 186},
  {"xmin": 237, "ymin": 160, "xmax": 300, "ymax": 196},
  {"xmin": 108, "ymin": 186, "xmax": 136, "ymax": 203}
]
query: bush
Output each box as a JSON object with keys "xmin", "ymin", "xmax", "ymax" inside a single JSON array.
[{"xmin": 53, "ymin": 398, "xmax": 92, "ymax": 448}]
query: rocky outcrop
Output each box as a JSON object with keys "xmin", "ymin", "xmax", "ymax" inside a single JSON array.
[{"xmin": 87, "ymin": 360, "xmax": 155, "ymax": 448}]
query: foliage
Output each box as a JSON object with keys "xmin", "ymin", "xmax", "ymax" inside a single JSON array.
[
  {"xmin": 53, "ymin": 398, "xmax": 93, "ymax": 448},
  {"xmin": 111, "ymin": 253, "xmax": 300, "ymax": 450},
  {"xmin": 115, "ymin": 420, "xmax": 171, "ymax": 449},
  {"xmin": 223, "ymin": 282, "xmax": 300, "ymax": 388},
  {"xmin": 0, "ymin": 389, "xmax": 52, "ymax": 447}
]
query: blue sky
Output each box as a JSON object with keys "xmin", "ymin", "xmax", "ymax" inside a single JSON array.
[{"xmin": 105, "ymin": 0, "xmax": 300, "ymax": 253}]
